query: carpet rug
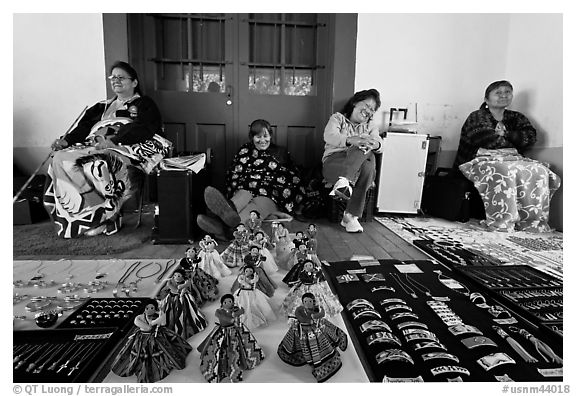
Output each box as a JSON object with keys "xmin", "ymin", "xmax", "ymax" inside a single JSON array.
[
  {"xmin": 13, "ymin": 211, "xmax": 153, "ymax": 257},
  {"xmin": 374, "ymin": 216, "xmax": 563, "ymax": 280}
]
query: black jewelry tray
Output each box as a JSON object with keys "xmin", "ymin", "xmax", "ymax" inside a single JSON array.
[
  {"xmin": 413, "ymin": 239, "xmax": 503, "ymax": 268},
  {"xmin": 57, "ymin": 297, "xmax": 153, "ymax": 334},
  {"xmin": 13, "ymin": 327, "xmax": 119, "ymax": 383},
  {"xmin": 455, "ymin": 265, "xmax": 563, "ymax": 334}
]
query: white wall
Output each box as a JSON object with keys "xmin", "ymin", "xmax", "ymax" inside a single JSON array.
[
  {"xmin": 355, "ymin": 13, "xmax": 562, "ymax": 160},
  {"xmin": 13, "ymin": 13, "xmax": 106, "ymax": 172}
]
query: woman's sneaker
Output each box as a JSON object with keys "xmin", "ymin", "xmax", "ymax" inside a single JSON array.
[
  {"xmin": 330, "ymin": 177, "xmax": 352, "ymax": 200},
  {"xmin": 340, "ymin": 211, "xmax": 363, "ymax": 233}
]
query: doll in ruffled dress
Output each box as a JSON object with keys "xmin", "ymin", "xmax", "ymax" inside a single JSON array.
[
  {"xmin": 273, "ymin": 222, "xmax": 293, "ymax": 270},
  {"xmin": 282, "ymin": 242, "xmax": 311, "ymax": 286},
  {"xmin": 280, "ymin": 259, "xmax": 343, "ymax": 319},
  {"xmin": 158, "ymin": 269, "xmax": 208, "ymax": 339},
  {"xmin": 233, "ymin": 265, "xmax": 277, "ymax": 329},
  {"xmin": 245, "ymin": 210, "xmax": 268, "ymax": 239},
  {"xmin": 198, "ymin": 294, "xmax": 265, "ymax": 383},
  {"xmin": 231, "ymin": 245, "xmax": 277, "ymax": 297},
  {"xmin": 305, "ymin": 223, "xmax": 321, "ymax": 266},
  {"xmin": 111, "ymin": 300, "xmax": 193, "ymax": 383},
  {"xmin": 198, "ymin": 235, "xmax": 232, "ymax": 279},
  {"xmin": 277, "ymin": 292, "xmax": 347, "ymax": 383},
  {"xmin": 286, "ymin": 231, "xmax": 309, "ymax": 270},
  {"xmin": 178, "ymin": 247, "xmax": 219, "ymax": 306},
  {"xmin": 252, "ymin": 230, "xmax": 278, "ymax": 273},
  {"xmin": 221, "ymin": 223, "xmax": 250, "ymax": 268}
]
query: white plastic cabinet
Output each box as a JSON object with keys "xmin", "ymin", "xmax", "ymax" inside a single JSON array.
[{"xmin": 375, "ymin": 133, "xmax": 429, "ymax": 214}]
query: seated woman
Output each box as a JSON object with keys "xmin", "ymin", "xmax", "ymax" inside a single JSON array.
[
  {"xmin": 322, "ymin": 89, "xmax": 384, "ymax": 233},
  {"xmin": 454, "ymin": 80, "xmax": 561, "ymax": 232},
  {"xmin": 44, "ymin": 61, "xmax": 171, "ymax": 238},
  {"xmin": 197, "ymin": 119, "xmax": 306, "ymax": 240}
]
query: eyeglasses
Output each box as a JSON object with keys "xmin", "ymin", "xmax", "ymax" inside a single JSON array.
[
  {"xmin": 107, "ymin": 75, "xmax": 133, "ymax": 82},
  {"xmin": 357, "ymin": 102, "xmax": 376, "ymax": 115}
]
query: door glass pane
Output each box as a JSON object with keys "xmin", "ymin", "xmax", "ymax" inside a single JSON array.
[
  {"xmin": 283, "ymin": 69, "xmax": 315, "ymax": 96},
  {"xmin": 157, "ymin": 64, "xmax": 226, "ymax": 93},
  {"xmin": 152, "ymin": 13, "xmax": 227, "ymax": 93},
  {"xmin": 247, "ymin": 13, "xmax": 318, "ymax": 96},
  {"xmin": 248, "ymin": 68, "xmax": 281, "ymax": 95}
]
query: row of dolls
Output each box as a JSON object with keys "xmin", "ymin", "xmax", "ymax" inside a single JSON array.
[
  {"xmin": 111, "ymin": 292, "xmax": 347, "ymax": 384},
  {"xmin": 111, "ymin": 222, "xmax": 348, "ymax": 383}
]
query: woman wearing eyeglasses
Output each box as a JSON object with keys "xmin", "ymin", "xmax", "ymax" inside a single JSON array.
[
  {"xmin": 455, "ymin": 80, "xmax": 561, "ymax": 232},
  {"xmin": 44, "ymin": 61, "xmax": 171, "ymax": 238},
  {"xmin": 322, "ymin": 89, "xmax": 384, "ymax": 233}
]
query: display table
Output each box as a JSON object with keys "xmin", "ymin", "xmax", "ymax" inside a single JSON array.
[
  {"xmin": 13, "ymin": 259, "xmax": 369, "ymax": 383},
  {"xmin": 322, "ymin": 259, "xmax": 563, "ymax": 382}
]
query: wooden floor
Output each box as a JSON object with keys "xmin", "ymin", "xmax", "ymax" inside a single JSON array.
[{"xmin": 14, "ymin": 213, "xmax": 430, "ymax": 263}]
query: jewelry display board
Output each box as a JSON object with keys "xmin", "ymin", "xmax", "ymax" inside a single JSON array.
[
  {"xmin": 13, "ymin": 259, "xmax": 176, "ymax": 331},
  {"xmin": 321, "ymin": 259, "xmax": 563, "ymax": 382},
  {"xmin": 413, "ymin": 239, "xmax": 503, "ymax": 267},
  {"xmin": 13, "ymin": 327, "xmax": 120, "ymax": 383},
  {"xmin": 455, "ymin": 265, "xmax": 563, "ymax": 339},
  {"xmin": 58, "ymin": 297, "xmax": 153, "ymax": 331}
]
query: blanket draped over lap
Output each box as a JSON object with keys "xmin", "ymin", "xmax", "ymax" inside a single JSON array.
[
  {"xmin": 459, "ymin": 148, "xmax": 561, "ymax": 232},
  {"xmin": 43, "ymin": 134, "xmax": 171, "ymax": 238}
]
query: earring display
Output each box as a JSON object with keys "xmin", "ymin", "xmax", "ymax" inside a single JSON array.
[
  {"xmin": 456, "ymin": 265, "xmax": 563, "ymax": 333},
  {"xmin": 13, "ymin": 327, "xmax": 118, "ymax": 383}
]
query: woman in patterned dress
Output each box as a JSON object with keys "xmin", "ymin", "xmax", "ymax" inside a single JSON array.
[
  {"xmin": 198, "ymin": 235, "xmax": 232, "ymax": 279},
  {"xmin": 277, "ymin": 292, "xmax": 348, "ymax": 382},
  {"xmin": 158, "ymin": 269, "xmax": 208, "ymax": 339},
  {"xmin": 197, "ymin": 294, "xmax": 265, "ymax": 383},
  {"xmin": 231, "ymin": 245, "xmax": 277, "ymax": 297},
  {"xmin": 178, "ymin": 247, "xmax": 219, "ymax": 306},
  {"xmin": 280, "ymin": 260, "xmax": 343, "ymax": 319},
  {"xmin": 233, "ymin": 265, "xmax": 277, "ymax": 329},
  {"xmin": 111, "ymin": 300, "xmax": 192, "ymax": 383},
  {"xmin": 221, "ymin": 224, "xmax": 250, "ymax": 268}
]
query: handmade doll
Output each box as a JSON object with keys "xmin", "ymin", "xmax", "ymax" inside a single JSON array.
[
  {"xmin": 111, "ymin": 300, "xmax": 193, "ymax": 383},
  {"xmin": 178, "ymin": 247, "xmax": 219, "ymax": 305},
  {"xmin": 273, "ymin": 222, "xmax": 293, "ymax": 270},
  {"xmin": 197, "ymin": 294, "xmax": 265, "ymax": 383},
  {"xmin": 279, "ymin": 259, "xmax": 343, "ymax": 319},
  {"xmin": 252, "ymin": 230, "xmax": 278, "ymax": 273},
  {"xmin": 231, "ymin": 245, "xmax": 277, "ymax": 297},
  {"xmin": 158, "ymin": 269, "xmax": 208, "ymax": 339},
  {"xmin": 305, "ymin": 223, "xmax": 321, "ymax": 266},
  {"xmin": 286, "ymin": 231, "xmax": 309, "ymax": 270},
  {"xmin": 277, "ymin": 292, "xmax": 348, "ymax": 383},
  {"xmin": 198, "ymin": 235, "xmax": 232, "ymax": 279},
  {"xmin": 233, "ymin": 265, "xmax": 277, "ymax": 329},
  {"xmin": 282, "ymin": 242, "xmax": 311, "ymax": 285},
  {"xmin": 244, "ymin": 210, "xmax": 268, "ymax": 238},
  {"xmin": 221, "ymin": 224, "xmax": 250, "ymax": 268}
]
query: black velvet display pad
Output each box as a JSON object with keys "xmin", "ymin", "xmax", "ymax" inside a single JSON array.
[
  {"xmin": 322, "ymin": 259, "xmax": 563, "ymax": 382},
  {"xmin": 14, "ymin": 327, "xmax": 120, "ymax": 383}
]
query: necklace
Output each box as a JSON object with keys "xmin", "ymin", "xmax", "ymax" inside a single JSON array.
[
  {"xmin": 131, "ymin": 262, "xmax": 163, "ymax": 293},
  {"xmin": 67, "ymin": 342, "xmax": 99, "ymax": 376},
  {"xmin": 404, "ymin": 274, "xmax": 432, "ymax": 297},
  {"xmin": 155, "ymin": 259, "xmax": 178, "ymax": 283},
  {"xmin": 14, "ymin": 342, "xmax": 49, "ymax": 370},
  {"xmin": 434, "ymin": 270, "xmax": 470, "ymax": 297},
  {"xmin": 26, "ymin": 343, "xmax": 66, "ymax": 373},
  {"xmin": 113, "ymin": 261, "xmax": 141, "ymax": 297},
  {"xmin": 390, "ymin": 273, "xmax": 417, "ymax": 299},
  {"xmin": 57, "ymin": 342, "xmax": 94, "ymax": 374}
]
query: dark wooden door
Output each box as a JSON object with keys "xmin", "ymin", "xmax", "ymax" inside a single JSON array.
[{"xmin": 128, "ymin": 13, "xmax": 329, "ymax": 190}]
